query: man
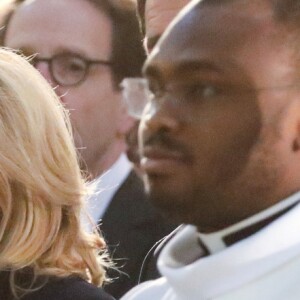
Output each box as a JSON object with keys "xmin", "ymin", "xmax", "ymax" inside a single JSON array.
[
  {"xmin": 121, "ymin": 0, "xmax": 190, "ymax": 283},
  {"xmin": 122, "ymin": 0, "xmax": 300, "ymax": 298},
  {"xmin": 0, "ymin": 0, "xmax": 175, "ymax": 297}
]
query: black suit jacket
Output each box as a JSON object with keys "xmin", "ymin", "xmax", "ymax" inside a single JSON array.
[
  {"xmin": 0, "ymin": 271, "xmax": 115, "ymax": 300},
  {"xmin": 100, "ymin": 171, "xmax": 176, "ymax": 299}
]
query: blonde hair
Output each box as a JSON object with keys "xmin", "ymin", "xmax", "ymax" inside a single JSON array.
[{"xmin": 0, "ymin": 48, "xmax": 108, "ymax": 294}]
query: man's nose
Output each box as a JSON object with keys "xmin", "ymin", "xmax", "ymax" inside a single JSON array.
[{"xmin": 142, "ymin": 98, "xmax": 180, "ymax": 134}]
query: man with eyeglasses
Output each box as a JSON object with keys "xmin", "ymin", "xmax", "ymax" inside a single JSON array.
[
  {"xmin": 0, "ymin": 0, "xmax": 175, "ymax": 298},
  {"xmin": 121, "ymin": 0, "xmax": 300, "ymax": 299}
]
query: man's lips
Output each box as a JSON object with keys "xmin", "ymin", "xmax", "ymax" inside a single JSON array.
[{"xmin": 140, "ymin": 146, "xmax": 188, "ymax": 174}]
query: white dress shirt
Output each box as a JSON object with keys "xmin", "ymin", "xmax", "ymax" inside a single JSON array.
[
  {"xmin": 122, "ymin": 191, "xmax": 300, "ymax": 300},
  {"xmin": 83, "ymin": 153, "xmax": 132, "ymax": 232}
]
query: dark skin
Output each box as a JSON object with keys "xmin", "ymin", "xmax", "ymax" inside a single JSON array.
[{"xmin": 139, "ymin": 1, "xmax": 300, "ymax": 232}]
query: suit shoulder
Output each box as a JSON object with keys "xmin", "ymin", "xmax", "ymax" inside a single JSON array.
[{"xmin": 23, "ymin": 276, "xmax": 115, "ymax": 300}]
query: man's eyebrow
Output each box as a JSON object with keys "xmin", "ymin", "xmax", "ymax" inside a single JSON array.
[
  {"xmin": 174, "ymin": 60, "xmax": 224, "ymax": 75},
  {"xmin": 146, "ymin": 34, "xmax": 161, "ymax": 52},
  {"xmin": 144, "ymin": 59, "xmax": 224, "ymax": 80}
]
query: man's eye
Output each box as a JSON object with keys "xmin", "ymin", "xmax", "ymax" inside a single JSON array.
[
  {"xmin": 186, "ymin": 84, "xmax": 219, "ymax": 99},
  {"xmin": 66, "ymin": 60, "xmax": 85, "ymax": 72}
]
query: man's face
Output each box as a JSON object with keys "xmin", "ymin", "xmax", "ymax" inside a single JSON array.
[
  {"xmin": 5, "ymin": 0, "xmax": 129, "ymax": 177},
  {"xmin": 144, "ymin": 0, "xmax": 190, "ymax": 53},
  {"xmin": 140, "ymin": 2, "xmax": 299, "ymax": 231}
]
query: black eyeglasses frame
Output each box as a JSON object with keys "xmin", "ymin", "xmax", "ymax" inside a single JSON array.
[{"xmin": 31, "ymin": 53, "xmax": 113, "ymax": 87}]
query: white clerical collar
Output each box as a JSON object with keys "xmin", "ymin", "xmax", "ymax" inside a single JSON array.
[{"xmin": 198, "ymin": 191, "xmax": 300, "ymax": 254}]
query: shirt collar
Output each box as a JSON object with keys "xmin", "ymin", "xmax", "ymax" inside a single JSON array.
[
  {"xmin": 83, "ymin": 153, "xmax": 132, "ymax": 231},
  {"xmin": 198, "ymin": 191, "xmax": 300, "ymax": 254}
]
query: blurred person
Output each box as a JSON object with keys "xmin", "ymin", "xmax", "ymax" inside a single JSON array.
[
  {"xmin": 122, "ymin": 0, "xmax": 189, "ymax": 280},
  {"xmin": 125, "ymin": 0, "xmax": 190, "ymax": 171},
  {"xmin": 122, "ymin": 0, "xmax": 300, "ymax": 299},
  {"xmin": 136, "ymin": 0, "xmax": 190, "ymax": 54},
  {"xmin": 123, "ymin": 0, "xmax": 190, "ymax": 273},
  {"xmin": 0, "ymin": 48, "xmax": 113, "ymax": 300},
  {"xmin": 0, "ymin": 0, "xmax": 175, "ymax": 297}
]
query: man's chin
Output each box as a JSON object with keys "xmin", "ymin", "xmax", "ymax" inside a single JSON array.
[{"xmin": 145, "ymin": 188, "xmax": 191, "ymax": 224}]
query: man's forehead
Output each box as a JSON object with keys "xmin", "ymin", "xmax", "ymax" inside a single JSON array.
[
  {"xmin": 145, "ymin": 0, "xmax": 277, "ymax": 76},
  {"xmin": 6, "ymin": 0, "xmax": 111, "ymax": 58}
]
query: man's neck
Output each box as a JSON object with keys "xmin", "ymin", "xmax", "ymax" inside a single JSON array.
[{"xmin": 84, "ymin": 142, "xmax": 127, "ymax": 180}]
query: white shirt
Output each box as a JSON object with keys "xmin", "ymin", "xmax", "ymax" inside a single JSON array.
[
  {"xmin": 121, "ymin": 191, "xmax": 300, "ymax": 300},
  {"xmin": 83, "ymin": 154, "xmax": 132, "ymax": 232}
]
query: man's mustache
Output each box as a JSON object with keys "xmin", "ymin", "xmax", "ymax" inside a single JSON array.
[{"xmin": 141, "ymin": 131, "xmax": 190, "ymax": 157}]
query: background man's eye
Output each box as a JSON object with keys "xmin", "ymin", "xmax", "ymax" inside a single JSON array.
[{"xmin": 67, "ymin": 61, "xmax": 85, "ymax": 72}]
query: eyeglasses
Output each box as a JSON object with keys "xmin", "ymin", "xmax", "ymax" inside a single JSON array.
[
  {"xmin": 120, "ymin": 78, "xmax": 151, "ymax": 119},
  {"xmin": 121, "ymin": 77, "xmax": 233, "ymax": 120},
  {"xmin": 121, "ymin": 77, "xmax": 300, "ymax": 121},
  {"xmin": 30, "ymin": 53, "xmax": 113, "ymax": 87}
]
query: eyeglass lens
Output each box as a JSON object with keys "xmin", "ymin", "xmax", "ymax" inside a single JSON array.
[
  {"xmin": 51, "ymin": 55, "xmax": 87, "ymax": 86},
  {"xmin": 121, "ymin": 78, "xmax": 150, "ymax": 119}
]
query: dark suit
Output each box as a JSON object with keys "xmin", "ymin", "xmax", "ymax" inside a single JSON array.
[
  {"xmin": 100, "ymin": 171, "xmax": 176, "ymax": 299},
  {"xmin": 0, "ymin": 271, "xmax": 115, "ymax": 300}
]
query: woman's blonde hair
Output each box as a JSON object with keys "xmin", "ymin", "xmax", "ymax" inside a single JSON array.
[{"xmin": 0, "ymin": 48, "xmax": 108, "ymax": 293}]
